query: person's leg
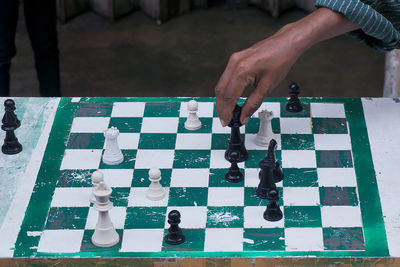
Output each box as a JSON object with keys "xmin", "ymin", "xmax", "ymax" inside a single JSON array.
[
  {"xmin": 0, "ymin": 0, "xmax": 20, "ymax": 97},
  {"xmin": 24, "ymin": 0, "xmax": 61, "ymax": 97}
]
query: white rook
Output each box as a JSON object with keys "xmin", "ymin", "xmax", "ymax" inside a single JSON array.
[
  {"xmin": 103, "ymin": 127, "xmax": 124, "ymax": 165},
  {"xmin": 184, "ymin": 100, "xmax": 202, "ymax": 130},
  {"xmin": 92, "ymin": 182, "xmax": 119, "ymax": 247},
  {"xmin": 256, "ymin": 109, "xmax": 274, "ymax": 147}
]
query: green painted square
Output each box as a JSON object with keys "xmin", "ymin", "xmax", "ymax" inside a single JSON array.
[
  {"xmin": 168, "ymin": 187, "xmax": 208, "ymax": 206},
  {"xmin": 110, "ymin": 187, "xmax": 130, "ymax": 206},
  {"xmin": 138, "ymin": 133, "xmax": 176, "ymax": 149},
  {"xmin": 173, "ymin": 150, "xmax": 210, "ymax": 168},
  {"xmin": 143, "ymin": 102, "xmax": 180, "ymax": 117},
  {"xmin": 244, "ymin": 187, "xmax": 283, "ymax": 206},
  {"xmin": 45, "ymin": 207, "xmax": 89, "ymax": 230},
  {"xmin": 75, "ymin": 102, "xmax": 113, "ymax": 117},
  {"xmin": 243, "ymin": 228, "xmax": 285, "ymax": 251},
  {"xmin": 245, "ymin": 150, "xmax": 281, "ymax": 168},
  {"xmin": 284, "ymin": 206, "xmax": 322, "ymax": 227},
  {"xmin": 206, "ymin": 206, "xmax": 244, "ymax": 228},
  {"xmin": 316, "ymin": 150, "xmax": 353, "ymax": 168},
  {"xmin": 162, "ymin": 229, "xmax": 205, "ymax": 251},
  {"xmin": 211, "ymin": 134, "xmax": 245, "ymax": 149},
  {"xmin": 209, "ymin": 168, "xmax": 244, "ymax": 187},
  {"xmin": 109, "ymin": 117, "xmax": 142, "ymax": 133},
  {"xmin": 178, "ymin": 117, "xmax": 212, "ymax": 133},
  {"xmin": 245, "ymin": 117, "xmax": 280, "ymax": 134},
  {"xmin": 99, "ymin": 150, "xmax": 137, "ymax": 169},
  {"xmin": 320, "ymin": 187, "xmax": 358, "ymax": 206},
  {"xmin": 281, "ymin": 103, "xmax": 310, "ymax": 117},
  {"xmin": 67, "ymin": 133, "xmax": 105, "ymax": 149},
  {"xmin": 282, "ymin": 168, "xmax": 318, "ymax": 187},
  {"xmin": 57, "ymin": 169, "xmax": 93, "ymax": 187},
  {"xmin": 312, "ymin": 118, "xmax": 348, "ymax": 134},
  {"xmin": 281, "ymin": 134, "xmax": 314, "ymax": 150},
  {"xmin": 132, "ymin": 169, "xmax": 171, "ymax": 187},
  {"xmin": 323, "ymin": 227, "xmax": 365, "ymax": 250},
  {"xmin": 80, "ymin": 229, "xmax": 123, "ymax": 252},
  {"xmin": 125, "ymin": 207, "xmax": 167, "ymax": 229}
]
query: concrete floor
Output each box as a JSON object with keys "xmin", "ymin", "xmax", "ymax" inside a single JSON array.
[{"xmin": 10, "ymin": 6, "xmax": 385, "ymax": 97}]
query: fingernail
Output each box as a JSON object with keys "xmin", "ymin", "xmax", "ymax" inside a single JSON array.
[
  {"xmin": 220, "ymin": 119, "xmax": 227, "ymax": 127},
  {"xmin": 241, "ymin": 116, "xmax": 250, "ymax": 125}
]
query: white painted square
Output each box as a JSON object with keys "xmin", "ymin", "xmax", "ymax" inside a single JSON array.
[
  {"xmin": 204, "ymin": 228, "xmax": 243, "ymax": 252},
  {"xmin": 95, "ymin": 169, "xmax": 133, "ymax": 188},
  {"xmin": 60, "ymin": 149, "xmax": 102, "ymax": 170},
  {"xmin": 244, "ymin": 206, "xmax": 284, "ymax": 228},
  {"xmin": 134, "ymin": 150, "xmax": 175, "ymax": 169},
  {"xmin": 51, "ymin": 187, "xmax": 92, "ymax": 207},
  {"xmin": 175, "ymin": 133, "xmax": 212, "ymax": 149},
  {"xmin": 128, "ymin": 187, "xmax": 169, "ymax": 207},
  {"xmin": 321, "ymin": 206, "xmax": 362, "ymax": 227},
  {"xmin": 282, "ymin": 150, "xmax": 316, "ymax": 168},
  {"xmin": 86, "ymin": 207, "xmax": 127, "ymax": 229},
  {"xmin": 111, "ymin": 102, "xmax": 146, "ymax": 117},
  {"xmin": 170, "ymin": 169, "xmax": 209, "ymax": 187},
  {"xmin": 207, "ymin": 187, "xmax": 244, "ymax": 206},
  {"xmin": 285, "ymin": 228, "xmax": 324, "ymax": 251},
  {"xmin": 244, "ymin": 134, "xmax": 281, "ymax": 150},
  {"xmin": 179, "ymin": 101, "xmax": 214, "ymax": 117},
  {"xmin": 71, "ymin": 97, "xmax": 81, "ymax": 103},
  {"xmin": 120, "ymin": 229, "xmax": 163, "ymax": 252},
  {"xmin": 317, "ymin": 168, "xmax": 357, "ymax": 187},
  {"xmin": 141, "ymin": 117, "xmax": 179, "ymax": 133},
  {"xmin": 283, "ymin": 187, "xmax": 320, "ymax": 206},
  {"xmin": 209, "ymin": 150, "xmax": 244, "ymax": 169},
  {"xmin": 70, "ymin": 117, "xmax": 110, "ymax": 133},
  {"xmin": 311, "ymin": 103, "xmax": 346, "ymax": 118},
  {"xmin": 280, "ymin": 118, "xmax": 311, "ymax": 134},
  {"xmin": 165, "ymin": 206, "xmax": 207, "ymax": 228},
  {"xmin": 38, "ymin": 230, "xmax": 84, "ymax": 253},
  {"xmin": 114, "ymin": 133, "xmax": 140, "ymax": 150},
  {"xmin": 244, "ymin": 168, "xmax": 259, "ymax": 187},
  {"xmin": 254, "ymin": 102, "xmax": 281, "ymax": 118},
  {"xmin": 212, "ymin": 118, "xmax": 245, "ymax": 134},
  {"xmin": 314, "ymin": 134, "xmax": 351, "ymax": 150}
]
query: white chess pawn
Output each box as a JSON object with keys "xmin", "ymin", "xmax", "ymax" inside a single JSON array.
[
  {"xmin": 146, "ymin": 168, "xmax": 166, "ymax": 201},
  {"xmin": 184, "ymin": 100, "xmax": 202, "ymax": 130},
  {"xmin": 90, "ymin": 170, "xmax": 104, "ymax": 204},
  {"xmin": 256, "ymin": 110, "xmax": 274, "ymax": 147},
  {"xmin": 103, "ymin": 127, "xmax": 124, "ymax": 165},
  {"xmin": 91, "ymin": 182, "xmax": 119, "ymax": 247}
]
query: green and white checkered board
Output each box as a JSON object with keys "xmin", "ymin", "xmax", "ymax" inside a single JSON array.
[{"xmin": 14, "ymin": 98, "xmax": 388, "ymax": 257}]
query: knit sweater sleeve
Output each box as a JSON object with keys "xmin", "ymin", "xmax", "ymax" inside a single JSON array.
[{"xmin": 315, "ymin": 0, "xmax": 400, "ymax": 51}]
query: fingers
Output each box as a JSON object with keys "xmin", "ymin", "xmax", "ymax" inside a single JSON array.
[
  {"xmin": 240, "ymin": 81, "xmax": 270, "ymax": 125},
  {"xmin": 219, "ymin": 77, "xmax": 249, "ymax": 126}
]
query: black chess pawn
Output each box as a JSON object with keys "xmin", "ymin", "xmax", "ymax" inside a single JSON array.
[
  {"xmin": 224, "ymin": 105, "xmax": 248, "ymax": 183},
  {"xmin": 2, "ymin": 99, "xmax": 22, "ymax": 155},
  {"xmin": 263, "ymin": 189, "xmax": 283, "ymax": 222},
  {"xmin": 164, "ymin": 210, "xmax": 185, "ymax": 245},
  {"xmin": 286, "ymin": 83, "xmax": 303, "ymax": 113}
]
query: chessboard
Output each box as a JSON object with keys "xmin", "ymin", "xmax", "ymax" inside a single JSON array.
[{"xmin": 12, "ymin": 97, "xmax": 388, "ymax": 258}]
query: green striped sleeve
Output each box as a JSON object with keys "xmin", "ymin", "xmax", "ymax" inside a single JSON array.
[{"xmin": 315, "ymin": 0, "xmax": 400, "ymax": 51}]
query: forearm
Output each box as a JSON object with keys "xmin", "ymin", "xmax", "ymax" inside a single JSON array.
[{"xmin": 277, "ymin": 7, "xmax": 360, "ymax": 56}]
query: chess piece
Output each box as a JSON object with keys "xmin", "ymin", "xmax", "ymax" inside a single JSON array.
[
  {"xmin": 256, "ymin": 109, "xmax": 274, "ymax": 147},
  {"xmin": 103, "ymin": 127, "xmax": 124, "ymax": 165},
  {"xmin": 91, "ymin": 182, "xmax": 120, "ymax": 247},
  {"xmin": 286, "ymin": 83, "xmax": 303, "ymax": 113},
  {"xmin": 256, "ymin": 152, "xmax": 277, "ymax": 199},
  {"xmin": 90, "ymin": 170, "xmax": 104, "ymax": 204},
  {"xmin": 184, "ymin": 100, "xmax": 202, "ymax": 130},
  {"xmin": 146, "ymin": 168, "xmax": 166, "ymax": 201},
  {"xmin": 224, "ymin": 105, "xmax": 248, "ymax": 183},
  {"xmin": 267, "ymin": 139, "xmax": 284, "ymax": 183},
  {"xmin": 263, "ymin": 189, "xmax": 283, "ymax": 222},
  {"xmin": 164, "ymin": 210, "xmax": 185, "ymax": 245},
  {"xmin": 1, "ymin": 99, "xmax": 22, "ymax": 155}
]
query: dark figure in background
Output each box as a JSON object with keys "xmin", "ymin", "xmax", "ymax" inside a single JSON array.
[{"xmin": 0, "ymin": 0, "xmax": 61, "ymax": 97}]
